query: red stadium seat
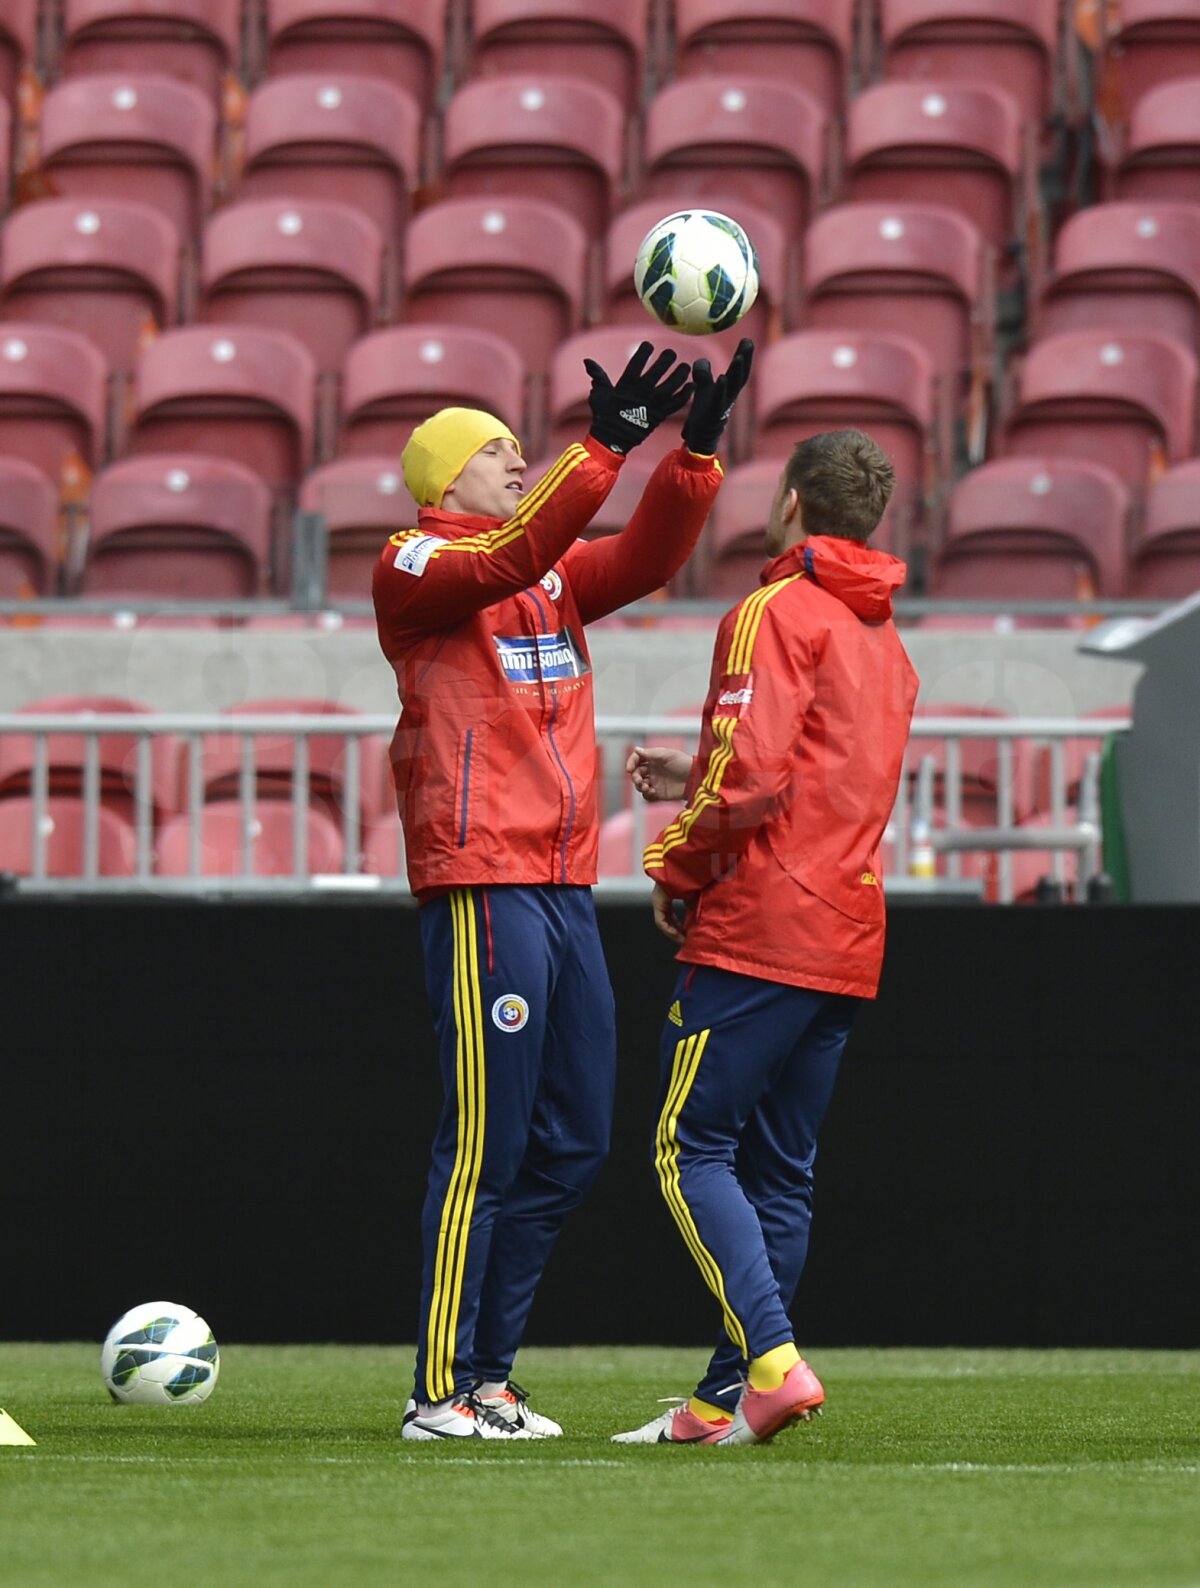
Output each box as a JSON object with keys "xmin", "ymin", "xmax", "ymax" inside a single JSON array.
[
  {"xmin": 602, "ymin": 194, "xmax": 792, "ymax": 358},
  {"xmin": 0, "ymin": 457, "xmax": 58, "ymax": 596},
  {"xmin": 80, "ymin": 454, "xmax": 273, "ymax": 598},
  {"xmin": 0, "ymin": 695, "xmax": 178, "ymax": 818},
  {"xmin": 598, "ymin": 801, "xmax": 687, "ymax": 875},
  {"xmin": 642, "ymin": 76, "xmax": 826, "ymax": 240},
  {"xmin": 801, "ymin": 202, "xmax": 991, "ymax": 395},
  {"xmin": 1095, "ymin": 0, "xmax": 1200, "ymax": 124},
  {"xmin": 879, "ymin": 0, "xmax": 1060, "ymax": 126},
  {"xmin": 545, "ymin": 326, "xmax": 690, "ymax": 466},
  {"xmin": 752, "ymin": 330, "xmax": 939, "ymax": 545},
  {"xmin": 845, "ymin": 81, "xmax": 1028, "ymax": 262},
  {"xmin": 1000, "ymin": 330, "xmax": 1197, "ymax": 497},
  {"xmin": 192, "ymin": 699, "xmax": 389, "ymax": 828},
  {"xmin": 469, "ymin": 0, "xmax": 649, "ymax": 113},
  {"xmin": 672, "ymin": 0, "xmax": 853, "ymax": 118},
  {"xmin": 1127, "ymin": 459, "xmax": 1200, "ymax": 598},
  {"xmin": 401, "ymin": 196, "xmax": 589, "ymax": 380},
  {"xmin": 39, "ymin": 74, "xmax": 218, "ymax": 239},
  {"xmin": 156, "ymin": 801, "xmax": 346, "ymax": 876},
  {"xmin": 0, "ymin": 0, "xmax": 36, "ymax": 111},
  {"xmin": 265, "ymin": 0, "xmax": 449, "ymax": 115},
  {"xmin": 441, "ymin": 75, "xmax": 626, "ymax": 239},
  {"xmin": 0, "ymin": 118, "xmax": 10, "ymax": 223},
  {"xmin": 0, "ymin": 323, "xmax": 109, "ymax": 481},
  {"xmin": 129, "ymin": 325, "xmax": 316, "ymax": 490},
  {"xmin": 300, "ymin": 457, "xmax": 413, "ymax": 599},
  {"xmin": 240, "ymin": 74, "xmax": 421, "ymax": 244},
  {"xmin": 0, "ymin": 796, "xmax": 138, "ymax": 877},
  {"xmin": 338, "ymin": 324, "xmax": 527, "ymax": 458},
  {"xmin": 0, "ymin": 198, "xmax": 181, "ymax": 374},
  {"xmin": 697, "ymin": 456, "xmax": 775, "ymax": 600},
  {"xmin": 62, "ymin": 0, "xmax": 242, "ymax": 102},
  {"xmin": 1034, "ymin": 201, "xmax": 1200, "ymax": 355},
  {"xmin": 931, "ymin": 458, "xmax": 1130, "ymax": 603},
  {"xmin": 199, "ymin": 198, "xmax": 385, "ymax": 375},
  {"xmin": 1111, "ymin": 77, "xmax": 1200, "ymax": 205},
  {"xmin": 908, "ymin": 701, "xmax": 1037, "ymax": 823}
]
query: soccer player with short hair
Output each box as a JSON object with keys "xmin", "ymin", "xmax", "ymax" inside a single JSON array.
[
  {"xmin": 615, "ymin": 429, "xmax": 919, "ymax": 1446},
  {"xmin": 373, "ymin": 340, "xmax": 753, "ymax": 1441}
]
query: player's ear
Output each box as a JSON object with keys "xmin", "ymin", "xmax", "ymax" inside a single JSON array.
[{"xmin": 782, "ymin": 487, "xmax": 801, "ymax": 525}]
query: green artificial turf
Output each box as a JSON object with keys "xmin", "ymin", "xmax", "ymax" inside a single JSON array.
[{"xmin": 1, "ymin": 1346, "xmax": 1198, "ymax": 1588}]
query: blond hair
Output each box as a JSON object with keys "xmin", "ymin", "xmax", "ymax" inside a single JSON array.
[{"xmin": 785, "ymin": 430, "xmax": 895, "ymax": 541}]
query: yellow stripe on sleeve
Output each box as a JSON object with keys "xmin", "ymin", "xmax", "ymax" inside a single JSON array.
[{"xmin": 431, "ymin": 445, "xmax": 590, "ymax": 559}]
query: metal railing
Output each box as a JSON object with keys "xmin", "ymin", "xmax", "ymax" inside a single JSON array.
[{"xmin": 0, "ymin": 712, "xmax": 1129, "ymax": 902}]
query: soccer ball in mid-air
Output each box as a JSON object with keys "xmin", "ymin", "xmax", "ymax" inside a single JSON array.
[
  {"xmin": 633, "ymin": 209, "xmax": 760, "ymax": 336},
  {"xmin": 101, "ymin": 1301, "xmax": 220, "ymax": 1405}
]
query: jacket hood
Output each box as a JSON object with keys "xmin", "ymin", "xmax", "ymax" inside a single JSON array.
[{"xmin": 766, "ymin": 535, "xmax": 909, "ymax": 623}]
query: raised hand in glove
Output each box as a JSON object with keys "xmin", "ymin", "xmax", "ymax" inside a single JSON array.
[
  {"xmin": 584, "ymin": 341, "xmax": 693, "ymax": 455},
  {"xmin": 681, "ymin": 337, "xmax": 755, "ymax": 456}
]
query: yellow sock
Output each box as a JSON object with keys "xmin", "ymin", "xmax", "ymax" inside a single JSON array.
[
  {"xmin": 748, "ymin": 1342, "xmax": 801, "ymax": 1392},
  {"xmin": 688, "ymin": 1395, "xmax": 730, "ymax": 1424}
]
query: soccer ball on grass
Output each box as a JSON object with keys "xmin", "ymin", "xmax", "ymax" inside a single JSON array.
[
  {"xmin": 101, "ymin": 1300, "xmax": 220, "ymax": 1405},
  {"xmin": 633, "ymin": 209, "xmax": 759, "ymax": 336}
]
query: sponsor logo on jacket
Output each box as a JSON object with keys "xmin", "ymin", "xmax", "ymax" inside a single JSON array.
[
  {"xmin": 392, "ymin": 533, "xmax": 446, "ymax": 576},
  {"xmin": 715, "ymin": 675, "xmax": 754, "ymax": 714},
  {"xmin": 493, "ymin": 629, "xmax": 590, "ymax": 684}
]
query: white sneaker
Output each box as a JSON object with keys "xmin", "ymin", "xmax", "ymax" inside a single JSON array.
[
  {"xmin": 473, "ymin": 1380, "xmax": 563, "ymax": 1437},
  {"xmin": 401, "ymin": 1393, "xmax": 534, "ymax": 1441},
  {"xmin": 611, "ymin": 1398, "xmax": 730, "ymax": 1445}
]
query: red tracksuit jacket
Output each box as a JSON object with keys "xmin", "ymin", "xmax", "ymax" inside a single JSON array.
[
  {"xmin": 644, "ymin": 535, "xmax": 919, "ymax": 999},
  {"xmin": 373, "ymin": 436, "xmax": 723, "ymax": 894}
]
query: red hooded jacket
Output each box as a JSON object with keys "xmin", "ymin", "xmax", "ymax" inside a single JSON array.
[
  {"xmin": 644, "ymin": 535, "xmax": 919, "ymax": 999},
  {"xmin": 374, "ymin": 436, "xmax": 723, "ymax": 895}
]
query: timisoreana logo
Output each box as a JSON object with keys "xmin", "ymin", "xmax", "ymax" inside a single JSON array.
[{"xmin": 493, "ymin": 629, "xmax": 590, "ymax": 684}]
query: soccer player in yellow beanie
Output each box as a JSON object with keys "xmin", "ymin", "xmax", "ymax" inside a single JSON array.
[{"xmin": 374, "ymin": 339, "xmax": 754, "ymax": 1441}]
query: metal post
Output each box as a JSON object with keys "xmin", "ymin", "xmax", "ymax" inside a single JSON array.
[
  {"xmin": 31, "ymin": 734, "xmax": 48, "ymax": 881},
  {"xmin": 343, "ymin": 734, "xmax": 361, "ymax": 875},
  {"xmin": 82, "ymin": 732, "xmax": 100, "ymax": 880},
  {"xmin": 135, "ymin": 735, "xmax": 153, "ymax": 880},
  {"xmin": 293, "ymin": 735, "xmax": 310, "ymax": 877}
]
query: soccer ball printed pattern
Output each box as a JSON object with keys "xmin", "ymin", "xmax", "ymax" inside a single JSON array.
[
  {"xmin": 100, "ymin": 1301, "xmax": 220, "ymax": 1405},
  {"xmin": 634, "ymin": 210, "xmax": 759, "ymax": 337}
]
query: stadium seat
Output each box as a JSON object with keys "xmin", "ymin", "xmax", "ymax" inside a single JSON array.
[
  {"xmin": 199, "ymin": 199, "xmax": 385, "ymax": 375},
  {"xmin": 129, "ymin": 325, "xmax": 317, "ymax": 491},
  {"xmin": 468, "ymin": 0, "xmax": 650, "ymax": 114},
  {"xmin": 844, "ymin": 81, "xmax": 1028, "ymax": 264},
  {"xmin": 672, "ymin": 0, "xmax": 853, "ymax": 118},
  {"xmin": 0, "ymin": 695, "xmax": 178, "ymax": 818},
  {"xmin": 0, "ymin": 796, "xmax": 138, "ymax": 877},
  {"xmin": 0, "ymin": 198, "xmax": 181, "ymax": 374},
  {"xmin": 1127, "ymin": 459, "xmax": 1200, "ymax": 598},
  {"xmin": 239, "ymin": 74, "xmax": 422, "ymax": 244},
  {"xmin": 1094, "ymin": 0, "xmax": 1200, "ymax": 124},
  {"xmin": 61, "ymin": 0, "xmax": 242, "ymax": 102},
  {"xmin": 0, "ymin": 323, "xmax": 109, "ymax": 482},
  {"xmin": 694, "ymin": 456, "xmax": 774, "ymax": 600},
  {"xmin": 441, "ymin": 75, "xmax": 626, "ymax": 239},
  {"xmin": 0, "ymin": 117, "xmax": 10, "ymax": 223},
  {"xmin": 80, "ymin": 454, "xmax": 274, "ymax": 598},
  {"xmin": 338, "ymin": 324, "xmax": 527, "ymax": 459},
  {"xmin": 1000, "ymin": 330, "xmax": 1197, "ymax": 497},
  {"xmin": 545, "ymin": 326, "xmax": 693, "ymax": 466},
  {"xmin": 38, "ymin": 74, "xmax": 218, "ymax": 240},
  {"xmin": 0, "ymin": 0, "xmax": 36, "ymax": 112},
  {"xmin": 878, "ymin": 0, "xmax": 1060, "ymax": 127},
  {"xmin": 908, "ymin": 702, "xmax": 1037, "ymax": 824},
  {"xmin": 931, "ymin": 458, "xmax": 1130, "ymax": 604},
  {"xmin": 191, "ymin": 700, "xmax": 389, "ymax": 829},
  {"xmin": 598, "ymin": 801, "xmax": 686, "ymax": 875},
  {"xmin": 800, "ymin": 202, "xmax": 991, "ymax": 393},
  {"xmin": 1110, "ymin": 77, "xmax": 1200, "ymax": 204},
  {"xmin": 602, "ymin": 194, "xmax": 792, "ymax": 357},
  {"xmin": 0, "ymin": 457, "xmax": 58, "ymax": 596},
  {"xmin": 155, "ymin": 801, "xmax": 346, "ymax": 876},
  {"xmin": 300, "ymin": 457, "xmax": 414, "ymax": 599},
  {"xmin": 751, "ymin": 330, "xmax": 939, "ymax": 543},
  {"xmin": 265, "ymin": 0, "xmax": 449, "ymax": 115},
  {"xmin": 642, "ymin": 76, "xmax": 826, "ymax": 240},
  {"xmin": 401, "ymin": 196, "xmax": 589, "ymax": 380},
  {"xmin": 1034, "ymin": 201, "xmax": 1200, "ymax": 356}
]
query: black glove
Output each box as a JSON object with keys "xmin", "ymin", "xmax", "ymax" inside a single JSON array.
[
  {"xmin": 681, "ymin": 337, "xmax": 755, "ymax": 456},
  {"xmin": 584, "ymin": 341, "xmax": 693, "ymax": 455}
]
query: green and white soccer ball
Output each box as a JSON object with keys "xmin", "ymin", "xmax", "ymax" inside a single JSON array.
[
  {"xmin": 101, "ymin": 1301, "xmax": 220, "ymax": 1405},
  {"xmin": 633, "ymin": 209, "xmax": 760, "ymax": 336}
]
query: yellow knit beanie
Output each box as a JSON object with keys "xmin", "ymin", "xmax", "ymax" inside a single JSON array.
[{"xmin": 401, "ymin": 407, "xmax": 520, "ymax": 508}]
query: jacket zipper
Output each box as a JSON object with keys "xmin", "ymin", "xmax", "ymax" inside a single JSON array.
[
  {"xmin": 528, "ymin": 585, "xmax": 577, "ymax": 882},
  {"xmin": 457, "ymin": 727, "xmax": 473, "ymax": 848}
]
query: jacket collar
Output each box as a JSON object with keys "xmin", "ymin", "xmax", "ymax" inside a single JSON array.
[{"xmin": 762, "ymin": 535, "xmax": 909, "ymax": 623}]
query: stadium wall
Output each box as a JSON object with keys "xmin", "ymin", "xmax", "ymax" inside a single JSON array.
[{"xmin": 4, "ymin": 900, "xmax": 1196, "ymax": 1350}]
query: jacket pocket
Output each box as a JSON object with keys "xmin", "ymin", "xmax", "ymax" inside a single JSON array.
[
  {"xmin": 453, "ymin": 727, "xmax": 487, "ymax": 849},
  {"xmin": 765, "ymin": 827, "xmax": 884, "ymax": 925}
]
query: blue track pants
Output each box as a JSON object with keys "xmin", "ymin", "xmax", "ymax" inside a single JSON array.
[
  {"xmin": 654, "ymin": 963, "xmax": 859, "ymax": 1414},
  {"xmin": 414, "ymin": 884, "xmax": 615, "ymax": 1405}
]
